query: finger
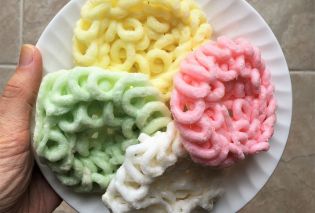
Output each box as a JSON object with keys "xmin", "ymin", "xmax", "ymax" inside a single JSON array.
[{"xmin": 0, "ymin": 45, "xmax": 42, "ymax": 130}]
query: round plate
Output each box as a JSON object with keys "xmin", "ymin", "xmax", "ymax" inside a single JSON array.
[{"xmin": 35, "ymin": 0, "xmax": 292, "ymax": 212}]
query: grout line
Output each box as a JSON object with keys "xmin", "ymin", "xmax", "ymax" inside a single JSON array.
[
  {"xmin": 290, "ymin": 70, "xmax": 315, "ymax": 74},
  {"xmin": 19, "ymin": 0, "xmax": 24, "ymax": 46},
  {"xmin": 290, "ymin": 69, "xmax": 315, "ymax": 71},
  {"xmin": 0, "ymin": 64, "xmax": 16, "ymax": 69}
]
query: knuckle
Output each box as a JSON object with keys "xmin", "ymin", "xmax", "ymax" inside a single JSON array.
[
  {"xmin": 1, "ymin": 83, "xmax": 24, "ymax": 99},
  {"xmin": 1, "ymin": 83, "xmax": 36, "ymax": 109}
]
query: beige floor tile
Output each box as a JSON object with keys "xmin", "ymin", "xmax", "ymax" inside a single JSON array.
[
  {"xmin": 54, "ymin": 201, "xmax": 77, "ymax": 213},
  {"xmin": 23, "ymin": 0, "xmax": 69, "ymax": 44},
  {"xmin": 0, "ymin": 66, "xmax": 15, "ymax": 93},
  {"xmin": 239, "ymin": 72, "xmax": 315, "ymax": 213},
  {"xmin": 0, "ymin": 0, "xmax": 20, "ymax": 64},
  {"xmin": 246, "ymin": 0, "xmax": 315, "ymax": 70}
]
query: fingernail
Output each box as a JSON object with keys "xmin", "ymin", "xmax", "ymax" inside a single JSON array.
[{"xmin": 18, "ymin": 44, "xmax": 35, "ymax": 67}]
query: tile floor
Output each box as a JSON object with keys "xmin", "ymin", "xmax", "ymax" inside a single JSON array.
[{"xmin": 0, "ymin": 0, "xmax": 314, "ymax": 212}]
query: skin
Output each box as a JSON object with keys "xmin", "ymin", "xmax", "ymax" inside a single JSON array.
[{"xmin": 0, "ymin": 45, "xmax": 61, "ymax": 213}]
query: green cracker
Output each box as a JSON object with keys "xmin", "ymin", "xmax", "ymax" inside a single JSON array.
[{"xmin": 34, "ymin": 67, "xmax": 171, "ymax": 192}]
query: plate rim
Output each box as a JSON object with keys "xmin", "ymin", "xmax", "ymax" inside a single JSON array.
[
  {"xmin": 233, "ymin": 0, "xmax": 293, "ymax": 211},
  {"xmin": 35, "ymin": 0, "xmax": 293, "ymax": 212}
]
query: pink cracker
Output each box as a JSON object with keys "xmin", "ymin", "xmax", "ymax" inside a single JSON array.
[{"xmin": 170, "ymin": 36, "xmax": 277, "ymax": 167}]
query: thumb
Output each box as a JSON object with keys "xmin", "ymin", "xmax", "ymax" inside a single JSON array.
[{"xmin": 0, "ymin": 45, "xmax": 42, "ymax": 133}]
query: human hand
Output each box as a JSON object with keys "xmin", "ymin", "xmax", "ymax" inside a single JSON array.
[{"xmin": 0, "ymin": 45, "xmax": 61, "ymax": 213}]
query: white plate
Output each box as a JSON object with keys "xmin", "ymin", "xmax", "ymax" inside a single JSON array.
[{"xmin": 36, "ymin": 0, "xmax": 292, "ymax": 212}]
